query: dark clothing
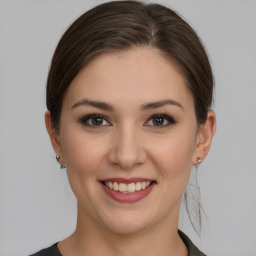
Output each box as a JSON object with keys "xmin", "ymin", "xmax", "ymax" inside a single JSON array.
[
  {"xmin": 30, "ymin": 230, "xmax": 206, "ymax": 256},
  {"xmin": 178, "ymin": 230, "xmax": 206, "ymax": 256},
  {"xmin": 30, "ymin": 243, "xmax": 61, "ymax": 256}
]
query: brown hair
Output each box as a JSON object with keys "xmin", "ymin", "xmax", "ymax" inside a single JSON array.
[{"xmin": 47, "ymin": 0, "xmax": 213, "ymax": 131}]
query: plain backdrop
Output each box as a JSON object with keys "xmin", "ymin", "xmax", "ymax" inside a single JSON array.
[{"xmin": 1, "ymin": 0, "xmax": 256, "ymax": 255}]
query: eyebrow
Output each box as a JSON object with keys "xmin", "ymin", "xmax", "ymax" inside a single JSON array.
[
  {"xmin": 141, "ymin": 99, "xmax": 184, "ymax": 111},
  {"xmin": 71, "ymin": 98, "xmax": 184, "ymax": 111},
  {"xmin": 71, "ymin": 99, "xmax": 114, "ymax": 111}
]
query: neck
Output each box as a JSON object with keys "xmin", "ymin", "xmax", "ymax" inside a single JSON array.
[{"xmin": 58, "ymin": 202, "xmax": 187, "ymax": 256}]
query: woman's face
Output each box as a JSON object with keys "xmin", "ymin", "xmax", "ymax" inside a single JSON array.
[{"xmin": 51, "ymin": 47, "xmax": 206, "ymax": 234}]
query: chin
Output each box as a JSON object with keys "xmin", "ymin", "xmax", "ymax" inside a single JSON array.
[{"xmin": 97, "ymin": 208, "xmax": 157, "ymax": 235}]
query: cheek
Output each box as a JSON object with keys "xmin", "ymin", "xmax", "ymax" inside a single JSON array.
[
  {"xmin": 60, "ymin": 128, "xmax": 110, "ymax": 208},
  {"xmin": 152, "ymin": 133, "xmax": 195, "ymax": 167},
  {"xmin": 60, "ymin": 127, "xmax": 109, "ymax": 177},
  {"xmin": 148, "ymin": 129, "xmax": 197, "ymax": 185}
]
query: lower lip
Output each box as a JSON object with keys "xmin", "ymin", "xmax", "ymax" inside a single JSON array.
[{"xmin": 101, "ymin": 183, "xmax": 155, "ymax": 203}]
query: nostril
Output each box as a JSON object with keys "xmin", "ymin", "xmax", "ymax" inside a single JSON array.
[{"xmin": 108, "ymin": 144, "xmax": 147, "ymax": 169}]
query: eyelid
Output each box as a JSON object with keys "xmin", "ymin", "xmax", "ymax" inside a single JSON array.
[
  {"xmin": 79, "ymin": 113, "xmax": 176, "ymax": 128},
  {"xmin": 80, "ymin": 113, "xmax": 111, "ymax": 127},
  {"xmin": 144, "ymin": 113, "xmax": 177, "ymax": 127}
]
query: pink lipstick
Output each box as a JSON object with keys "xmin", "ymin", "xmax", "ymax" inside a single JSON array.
[{"xmin": 100, "ymin": 178, "xmax": 156, "ymax": 203}]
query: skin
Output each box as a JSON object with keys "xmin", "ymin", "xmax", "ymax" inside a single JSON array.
[{"xmin": 45, "ymin": 47, "xmax": 216, "ymax": 256}]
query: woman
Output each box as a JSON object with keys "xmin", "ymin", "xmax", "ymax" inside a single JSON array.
[{"xmin": 31, "ymin": 1, "xmax": 216, "ymax": 255}]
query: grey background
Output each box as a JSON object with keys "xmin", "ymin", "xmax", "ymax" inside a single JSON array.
[{"xmin": 1, "ymin": 0, "xmax": 256, "ymax": 255}]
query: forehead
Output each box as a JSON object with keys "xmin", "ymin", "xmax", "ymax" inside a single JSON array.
[{"xmin": 63, "ymin": 47, "xmax": 193, "ymax": 109}]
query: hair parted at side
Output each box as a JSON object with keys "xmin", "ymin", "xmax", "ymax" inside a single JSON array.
[{"xmin": 46, "ymin": 0, "xmax": 214, "ymax": 132}]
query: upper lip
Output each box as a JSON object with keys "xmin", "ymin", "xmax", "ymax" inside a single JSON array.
[{"xmin": 100, "ymin": 177, "xmax": 156, "ymax": 184}]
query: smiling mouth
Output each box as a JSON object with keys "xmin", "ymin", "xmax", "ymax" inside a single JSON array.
[{"xmin": 102, "ymin": 181, "xmax": 155, "ymax": 193}]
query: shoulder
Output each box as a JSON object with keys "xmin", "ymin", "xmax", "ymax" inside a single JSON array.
[
  {"xmin": 29, "ymin": 243, "xmax": 62, "ymax": 256},
  {"xmin": 178, "ymin": 230, "xmax": 207, "ymax": 256}
]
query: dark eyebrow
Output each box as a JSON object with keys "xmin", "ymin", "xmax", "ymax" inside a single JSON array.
[
  {"xmin": 71, "ymin": 98, "xmax": 183, "ymax": 111},
  {"xmin": 141, "ymin": 99, "xmax": 184, "ymax": 111},
  {"xmin": 71, "ymin": 99, "xmax": 114, "ymax": 111}
]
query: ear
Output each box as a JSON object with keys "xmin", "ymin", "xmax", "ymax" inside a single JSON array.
[
  {"xmin": 45, "ymin": 111, "xmax": 64, "ymax": 162},
  {"xmin": 193, "ymin": 110, "xmax": 216, "ymax": 165}
]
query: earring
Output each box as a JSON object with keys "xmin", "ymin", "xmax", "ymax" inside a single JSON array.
[
  {"xmin": 195, "ymin": 157, "xmax": 202, "ymax": 171},
  {"xmin": 56, "ymin": 155, "xmax": 66, "ymax": 169},
  {"xmin": 193, "ymin": 157, "xmax": 202, "ymax": 190}
]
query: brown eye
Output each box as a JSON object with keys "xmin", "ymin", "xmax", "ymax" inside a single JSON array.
[
  {"xmin": 92, "ymin": 116, "xmax": 104, "ymax": 125},
  {"xmin": 80, "ymin": 114, "xmax": 110, "ymax": 127},
  {"xmin": 145, "ymin": 114, "xmax": 176, "ymax": 127},
  {"xmin": 152, "ymin": 116, "xmax": 165, "ymax": 126}
]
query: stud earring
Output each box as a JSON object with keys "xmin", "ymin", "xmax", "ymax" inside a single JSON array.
[
  {"xmin": 197, "ymin": 157, "xmax": 202, "ymax": 165},
  {"xmin": 195, "ymin": 157, "xmax": 202, "ymax": 171},
  {"xmin": 194, "ymin": 156, "xmax": 203, "ymax": 170},
  {"xmin": 56, "ymin": 155, "xmax": 66, "ymax": 169}
]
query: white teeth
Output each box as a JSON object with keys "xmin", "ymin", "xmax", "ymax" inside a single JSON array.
[
  {"xmin": 113, "ymin": 181, "xmax": 119, "ymax": 191},
  {"xmin": 119, "ymin": 183, "xmax": 127, "ymax": 192},
  {"xmin": 104, "ymin": 181, "xmax": 152, "ymax": 193},
  {"xmin": 127, "ymin": 183, "xmax": 136, "ymax": 193},
  {"xmin": 135, "ymin": 182, "xmax": 142, "ymax": 191}
]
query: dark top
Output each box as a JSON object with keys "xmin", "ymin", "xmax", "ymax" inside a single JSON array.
[{"xmin": 30, "ymin": 230, "xmax": 206, "ymax": 256}]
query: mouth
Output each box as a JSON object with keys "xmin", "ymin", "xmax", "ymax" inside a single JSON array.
[
  {"xmin": 100, "ymin": 178, "xmax": 156, "ymax": 203},
  {"xmin": 102, "ymin": 180, "xmax": 154, "ymax": 194}
]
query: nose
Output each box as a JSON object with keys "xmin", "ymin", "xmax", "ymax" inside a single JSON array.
[{"xmin": 108, "ymin": 126, "xmax": 147, "ymax": 169}]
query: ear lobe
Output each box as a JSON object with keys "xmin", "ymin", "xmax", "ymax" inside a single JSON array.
[
  {"xmin": 193, "ymin": 110, "xmax": 216, "ymax": 165},
  {"xmin": 45, "ymin": 111, "xmax": 63, "ymax": 157}
]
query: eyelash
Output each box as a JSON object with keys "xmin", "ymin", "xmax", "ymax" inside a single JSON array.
[
  {"xmin": 145, "ymin": 114, "xmax": 177, "ymax": 127},
  {"xmin": 79, "ymin": 113, "xmax": 177, "ymax": 128},
  {"xmin": 80, "ymin": 114, "xmax": 110, "ymax": 127}
]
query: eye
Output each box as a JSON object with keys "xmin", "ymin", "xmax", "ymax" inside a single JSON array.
[
  {"xmin": 80, "ymin": 114, "xmax": 111, "ymax": 127},
  {"xmin": 145, "ymin": 114, "xmax": 176, "ymax": 127}
]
